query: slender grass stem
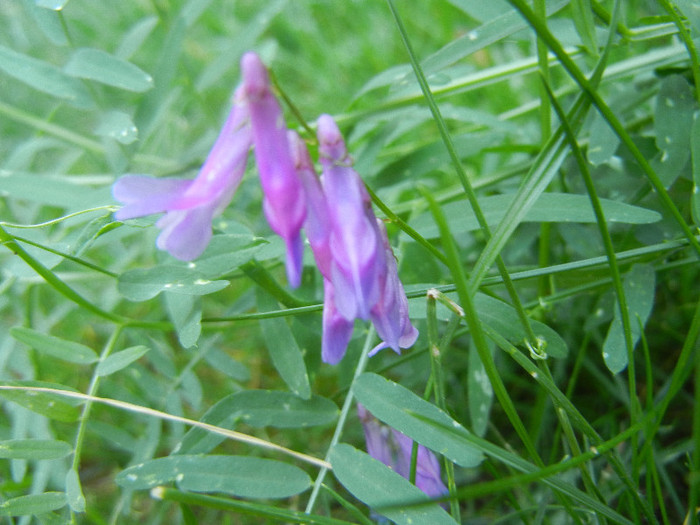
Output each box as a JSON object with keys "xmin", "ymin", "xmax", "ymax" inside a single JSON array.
[{"xmin": 304, "ymin": 327, "xmax": 376, "ymax": 514}]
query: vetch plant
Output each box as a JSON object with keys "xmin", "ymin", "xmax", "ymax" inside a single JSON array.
[{"xmin": 1, "ymin": 1, "xmax": 698, "ymax": 523}]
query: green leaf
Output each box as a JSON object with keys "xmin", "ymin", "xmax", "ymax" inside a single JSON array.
[
  {"xmin": 118, "ymin": 265, "xmax": 229, "ymax": 301},
  {"xmin": 0, "ymin": 381, "xmax": 82, "ymax": 422},
  {"xmin": 231, "ymin": 391, "xmax": 338, "ymax": 428},
  {"xmin": 203, "ymin": 348, "xmax": 250, "ymax": 382},
  {"xmin": 587, "ymin": 111, "xmax": 619, "ymax": 166},
  {"xmin": 475, "ymin": 294, "xmax": 568, "ymax": 358},
  {"xmin": 652, "ymin": 74, "xmax": 696, "ymax": 186},
  {"xmin": 0, "ymin": 439, "xmax": 72, "ymax": 460},
  {"xmin": 64, "ymin": 48, "xmax": 153, "ymax": 92},
  {"xmin": 468, "ymin": 342, "xmax": 493, "ymax": 437},
  {"xmin": 444, "ymin": 0, "xmax": 511, "ymax": 22},
  {"xmin": 0, "ymin": 493, "xmax": 67, "ymax": 516},
  {"xmin": 71, "ymin": 213, "xmax": 120, "ymax": 257},
  {"xmin": 11, "ymin": 326, "xmax": 98, "ymax": 364},
  {"xmin": 115, "ymin": 16, "xmax": 159, "ymax": 60},
  {"xmin": 172, "ymin": 234, "xmax": 269, "ymax": 280},
  {"xmin": 353, "ymin": 373, "xmax": 484, "ymax": 467},
  {"xmin": 96, "ymin": 345, "xmax": 150, "ymax": 377},
  {"xmin": 94, "ymin": 110, "xmax": 138, "ymax": 145},
  {"xmin": 330, "ymin": 444, "xmax": 456, "ymax": 525},
  {"xmin": 65, "ymin": 469, "xmax": 86, "ymax": 513},
  {"xmin": 423, "ymin": 0, "xmax": 568, "ymax": 73},
  {"xmin": 164, "ymin": 293, "xmax": 201, "ymax": 348},
  {"xmin": 174, "ymin": 396, "xmax": 241, "ymax": 456},
  {"xmin": 0, "ymin": 45, "xmax": 91, "ymax": 107},
  {"xmin": 27, "ymin": 2, "xmax": 67, "ymax": 46},
  {"xmin": 257, "ymin": 289, "xmax": 311, "ymax": 400},
  {"xmin": 692, "ymin": 111, "xmax": 700, "ymax": 226},
  {"xmin": 603, "ymin": 264, "xmax": 656, "ymax": 374},
  {"xmin": 411, "ymin": 192, "xmax": 661, "ymax": 239},
  {"xmin": 116, "ymin": 455, "xmax": 310, "ymax": 499},
  {"xmin": 0, "ymin": 172, "xmax": 107, "ymax": 209}
]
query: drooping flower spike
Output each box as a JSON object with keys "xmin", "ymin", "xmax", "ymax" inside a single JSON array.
[
  {"xmin": 112, "ymin": 88, "xmax": 252, "ymax": 261},
  {"xmin": 242, "ymin": 52, "xmax": 306, "ymax": 288}
]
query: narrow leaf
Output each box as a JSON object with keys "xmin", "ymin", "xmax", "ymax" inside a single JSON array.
[
  {"xmin": 257, "ymin": 289, "xmax": 311, "ymax": 399},
  {"xmin": 652, "ymin": 74, "xmax": 696, "ymax": 186},
  {"xmin": 118, "ymin": 266, "xmax": 229, "ymax": 301},
  {"xmin": 116, "ymin": 455, "xmax": 310, "ymax": 499},
  {"xmin": 603, "ymin": 264, "xmax": 656, "ymax": 374},
  {"xmin": 475, "ymin": 294, "xmax": 568, "ymax": 358},
  {"xmin": 65, "ymin": 469, "xmax": 86, "ymax": 513},
  {"xmin": 164, "ymin": 293, "xmax": 202, "ymax": 348},
  {"xmin": 94, "ymin": 110, "xmax": 139, "ymax": 144},
  {"xmin": 0, "ymin": 382, "xmax": 82, "ymax": 422},
  {"xmin": 64, "ymin": 48, "xmax": 153, "ymax": 92},
  {"xmin": 330, "ymin": 444, "xmax": 456, "ymax": 525},
  {"xmin": 95, "ymin": 345, "xmax": 149, "ymax": 377},
  {"xmin": 468, "ymin": 342, "xmax": 493, "ymax": 437},
  {"xmin": 0, "ymin": 492, "xmax": 67, "ymax": 516},
  {"xmin": 11, "ymin": 327, "xmax": 98, "ymax": 364},
  {"xmin": 232, "ymin": 391, "xmax": 338, "ymax": 428},
  {"xmin": 411, "ymin": 192, "xmax": 660, "ymax": 239},
  {"xmin": 203, "ymin": 348, "xmax": 250, "ymax": 382},
  {"xmin": 0, "ymin": 45, "xmax": 91, "ymax": 107},
  {"xmin": 353, "ymin": 373, "xmax": 484, "ymax": 467},
  {"xmin": 0, "ymin": 439, "xmax": 72, "ymax": 460}
]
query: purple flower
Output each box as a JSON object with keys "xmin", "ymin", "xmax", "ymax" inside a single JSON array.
[
  {"xmin": 241, "ymin": 52, "xmax": 306, "ymax": 288},
  {"xmin": 112, "ymin": 90, "xmax": 252, "ymax": 261},
  {"xmin": 392, "ymin": 428, "xmax": 449, "ymax": 500},
  {"xmin": 357, "ymin": 404, "xmax": 448, "ymax": 501},
  {"xmin": 288, "ymin": 130, "xmax": 332, "ymax": 278},
  {"xmin": 369, "ymin": 220, "xmax": 419, "ymax": 356},
  {"xmin": 317, "ymin": 114, "xmax": 385, "ymax": 321},
  {"xmin": 321, "ymin": 279, "xmax": 355, "ymax": 365},
  {"xmin": 309, "ymin": 115, "xmax": 418, "ymax": 363}
]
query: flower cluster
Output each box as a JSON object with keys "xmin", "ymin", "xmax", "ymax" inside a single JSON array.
[
  {"xmin": 358, "ymin": 404, "xmax": 448, "ymax": 501},
  {"xmin": 112, "ymin": 52, "xmax": 417, "ymax": 363}
]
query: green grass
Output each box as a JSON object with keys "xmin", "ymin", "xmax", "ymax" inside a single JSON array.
[{"xmin": 1, "ymin": 0, "xmax": 699, "ymax": 523}]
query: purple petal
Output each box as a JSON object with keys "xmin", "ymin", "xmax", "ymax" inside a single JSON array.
[
  {"xmin": 357, "ymin": 404, "xmax": 394, "ymax": 468},
  {"xmin": 112, "ymin": 94, "xmax": 252, "ymax": 261},
  {"xmin": 289, "ymin": 130, "xmax": 333, "ymax": 279},
  {"xmin": 370, "ymin": 220, "xmax": 418, "ymax": 354},
  {"xmin": 317, "ymin": 115, "xmax": 384, "ymax": 320},
  {"xmin": 155, "ymin": 206, "xmax": 215, "ymax": 261},
  {"xmin": 112, "ymin": 175, "xmax": 192, "ymax": 220},
  {"xmin": 241, "ymin": 52, "xmax": 306, "ymax": 286},
  {"xmin": 322, "ymin": 279, "xmax": 355, "ymax": 364},
  {"xmin": 392, "ymin": 430, "xmax": 448, "ymax": 500},
  {"xmin": 284, "ymin": 230, "xmax": 304, "ymax": 289}
]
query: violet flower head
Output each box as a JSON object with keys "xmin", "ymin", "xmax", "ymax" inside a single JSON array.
[
  {"xmin": 241, "ymin": 52, "xmax": 306, "ymax": 288},
  {"xmin": 369, "ymin": 220, "xmax": 419, "ymax": 356},
  {"xmin": 112, "ymin": 91, "xmax": 251, "ymax": 261},
  {"xmin": 317, "ymin": 114, "xmax": 385, "ymax": 321},
  {"xmin": 357, "ymin": 404, "xmax": 448, "ymax": 501}
]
